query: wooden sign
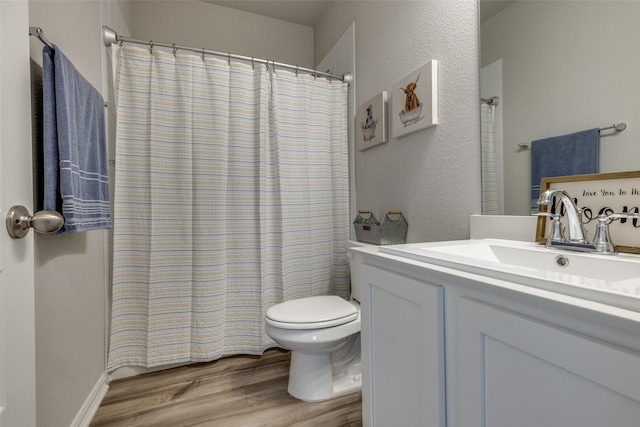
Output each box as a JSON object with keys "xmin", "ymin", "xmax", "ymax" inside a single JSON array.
[{"xmin": 536, "ymin": 171, "xmax": 640, "ymax": 254}]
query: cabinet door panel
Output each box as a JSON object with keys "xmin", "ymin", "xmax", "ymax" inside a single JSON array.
[
  {"xmin": 361, "ymin": 265, "xmax": 445, "ymax": 427},
  {"xmin": 458, "ymin": 297, "xmax": 640, "ymax": 427}
]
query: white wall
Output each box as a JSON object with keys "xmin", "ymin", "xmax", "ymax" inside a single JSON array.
[
  {"xmin": 316, "ymin": 0, "xmax": 482, "ymax": 243},
  {"xmin": 482, "ymin": 1, "xmax": 640, "ymax": 215},
  {"xmin": 126, "ymin": 0, "xmax": 314, "ymax": 69},
  {"xmin": 29, "ymin": 2, "xmax": 110, "ymax": 426},
  {"xmin": 317, "ymin": 23, "xmax": 357, "ymax": 239}
]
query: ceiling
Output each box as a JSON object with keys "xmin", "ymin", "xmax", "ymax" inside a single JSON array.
[
  {"xmin": 202, "ymin": 0, "xmax": 332, "ymax": 26},
  {"xmin": 203, "ymin": 1, "xmax": 517, "ymax": 30}
]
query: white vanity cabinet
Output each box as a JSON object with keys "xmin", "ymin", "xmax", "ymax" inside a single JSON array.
[
  {"xmin": 456, "ymin": 297, "xmax": 640, "ymax": 427},
  {"xmin": 360, "ymin": 265, "xmax": 446, "ymax": 427},
  {"xmin": 356, "ymin": 248, "xmax": 640, "ymax": 427}
]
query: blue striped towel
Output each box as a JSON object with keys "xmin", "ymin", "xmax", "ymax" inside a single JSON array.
[
  {"xmin": 43, "ymin": 45, "xmax": 111, "ymax": 233},
  {"xmin": 530, "ymin": 128, "xmax": 599, "ymax": 213}
]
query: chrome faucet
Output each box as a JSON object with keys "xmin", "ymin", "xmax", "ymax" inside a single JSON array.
[
  {"xmin": 536, "ymin": 189, "xmax": 639, "ymax": 254},
  {"xmin": 537, "ymin": 189, "xmax": 589, "ymax": 244}
]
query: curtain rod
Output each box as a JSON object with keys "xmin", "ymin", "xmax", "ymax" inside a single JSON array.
[
  {"xmin": 102, "ymin": 26, "xmax": 352, "ymax": 85},
  {"xmin": 29, "ymin": 26, "xmax": 53, "ymax": 49},
  {"xmin": 517, "ymin": 123, "xmax": 627, "ymax": 150}
]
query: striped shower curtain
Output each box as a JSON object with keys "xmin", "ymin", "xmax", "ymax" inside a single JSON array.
[
  {"xmin": 481, "ymin": 103, "xmax": 499, "ymax": 215},
  {"xmin": 108, "ymin": 45, "xmax": 350, "ymax": 370}
]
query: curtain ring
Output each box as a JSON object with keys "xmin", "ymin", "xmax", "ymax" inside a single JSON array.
[
  {"xmin": 265, "ymin": 61, "xmax": 269, "ymax": 71},
  {"xmin": 118, "ymin": 36, "xmax": 123, "ymax": 47},
  {"xmin": 172, "ymin": 44, "xmax": 177, "ymax": 58},
  {"xmin": 251, "ymin": 57, "xmax": 255, "ymax": 70},
  {"xmin": 228, "ymin": 52, "xmax": 231, "ymax": 66},
  {"xmin": 201, "ymin": 48, "xmax": 205, "ymax": 61},
  {"xmin": 295, "ymin": 66, "xmax": 299, "ymax": 77},
  {"xmin": 149, "ymin": 41, "xmax": 153, "ymax": 54},
  {"xmin": 272, "ymin": 60, "xmax": 276, "ymax": 74}
]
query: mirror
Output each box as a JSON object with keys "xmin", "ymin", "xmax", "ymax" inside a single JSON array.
[{"xmin": 479, "ymin": 0, "xmax": 640, "ymax": 216}]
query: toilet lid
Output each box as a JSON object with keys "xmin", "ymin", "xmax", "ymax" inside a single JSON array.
[{"xmin": 266, "ymin": 295, "xmax": 358, "ymax": 329}]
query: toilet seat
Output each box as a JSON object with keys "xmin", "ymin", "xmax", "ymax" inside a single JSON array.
[{"xmin": 266, "ymin": 295, "xmax": 358, "ymax": 330}]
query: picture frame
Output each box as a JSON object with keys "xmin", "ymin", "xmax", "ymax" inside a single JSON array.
[
  {"xmin": 535, "ymin": 171, "xmax": 640, "ymax": 254},
  {"xmin": 391, "ymin": 60, "xmax": 438, "ymax": 138},
  {"xmin": 356, "ymin": 92, "xmax": 387, "ymax": 151}
]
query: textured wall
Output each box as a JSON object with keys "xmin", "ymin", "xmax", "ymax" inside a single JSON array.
[{"xmin": 316, "ymin": 0, "xmax": 482, "ymax": 242}]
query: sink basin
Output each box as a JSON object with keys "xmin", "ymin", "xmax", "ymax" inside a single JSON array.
[{"xmin": 379, "ymin": 239, "xmax": 640, "ymax": 311}]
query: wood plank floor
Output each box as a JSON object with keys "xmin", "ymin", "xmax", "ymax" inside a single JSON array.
[{"xmin": 90, "ymin": 348, "xmax": 362, "ymax": 427}]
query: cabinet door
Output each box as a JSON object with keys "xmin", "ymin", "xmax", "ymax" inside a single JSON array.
[
  {"xmin": 361, "ymin": 265, "xmax": 445, "ymax": 427},
  {"xmin": 457, "ymin": 297, "xmax": 640, "ymax": 427}
]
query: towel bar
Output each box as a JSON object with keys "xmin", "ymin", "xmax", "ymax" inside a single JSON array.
[{"xmin": 518, "ymin": 123, "xmax": 627, "ymax": 150}]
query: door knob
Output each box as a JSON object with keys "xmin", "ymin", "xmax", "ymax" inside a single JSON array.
[{"xmin": 6, "ymin": 205, "xmax": 64, "ymax": 239}]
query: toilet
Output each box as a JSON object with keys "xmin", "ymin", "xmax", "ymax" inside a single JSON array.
[{"xmin": 264, "ymin": 241, "xmax": 368, "ymax": 402}]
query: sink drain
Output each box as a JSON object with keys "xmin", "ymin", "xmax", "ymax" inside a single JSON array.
[{"xmin": 555, "ymin": 255, "xmax": 570, "ymax": 267}]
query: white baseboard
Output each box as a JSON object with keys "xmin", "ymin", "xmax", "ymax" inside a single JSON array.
[{"xmin": 70, "ymin": 372, "xmax": 109, "ymax": 427}]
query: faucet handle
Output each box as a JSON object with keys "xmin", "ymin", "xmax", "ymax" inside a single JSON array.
[
  {"xmin": 534, "ymin": 211, "xmax": 559, "ymax": 220},
  {"xmin": 592, "ymin": 212, "xmax": 640, "ymax": 254},
  {"xmin": 599, "ymin": 212, "xmax": 640, "ymax": 222},
  {"xmin": 534, "ymin": 212, "xmax": 565, "ymax": 246}
]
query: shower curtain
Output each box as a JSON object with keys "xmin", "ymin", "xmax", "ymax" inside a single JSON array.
[
  {"xmin": 481, "ymin": 103, "xmax": 499, "ymax": 215},
  {"xmin": 108, "ymin": 45, "xmax": 350, "ymax": 370}
]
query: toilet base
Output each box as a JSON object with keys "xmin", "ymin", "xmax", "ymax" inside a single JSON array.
[{"xmin": 287, "ymin": 334, "xmax": 361, "ymax": 402}]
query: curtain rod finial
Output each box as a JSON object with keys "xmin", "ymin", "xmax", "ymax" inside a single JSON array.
[
  {"xmin": 342, "ymin": 72, "xmax": 353, "ymax": 86},
  {"xmin": 103, "ymin": 25, "xmax": 117, "ymax": 47}
]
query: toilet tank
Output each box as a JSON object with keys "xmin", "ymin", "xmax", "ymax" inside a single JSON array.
[{"xmin": 347, "ymin": 240, "xmax": 375, "ymax": 303}]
